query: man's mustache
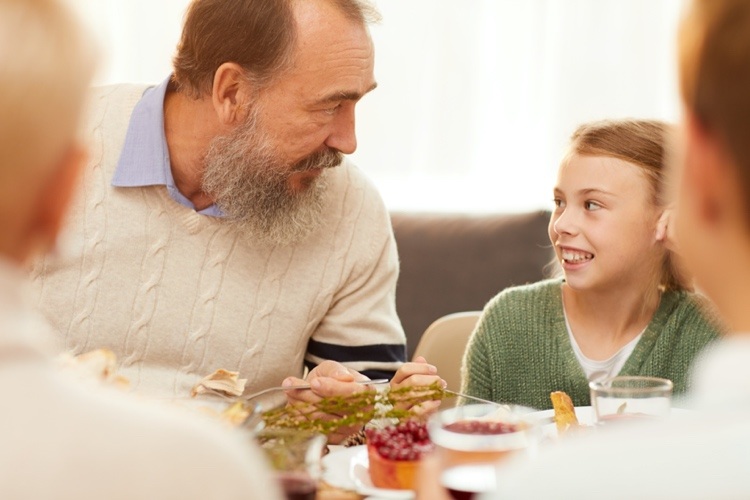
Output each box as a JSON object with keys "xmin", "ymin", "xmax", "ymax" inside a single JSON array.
[{"xmin": 292, "ymin": 148, "xmax": 343, "ymax": 173}]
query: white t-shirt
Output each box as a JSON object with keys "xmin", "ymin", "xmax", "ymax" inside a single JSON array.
[{"xmin": 564, "ymin": 309, "xmax": 644, "ymax": 381}]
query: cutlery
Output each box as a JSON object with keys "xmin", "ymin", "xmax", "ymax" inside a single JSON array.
[
  {"xmin": 236, "ymin": 378, "xmax": 390, "ymax": 402},
  {"xmin": 442, "ymin": 388, "xmax": 508, "ymax": 408},
  {"xmin": 198, "ymin": 379, "xmax": 500, "ymax": 408}
]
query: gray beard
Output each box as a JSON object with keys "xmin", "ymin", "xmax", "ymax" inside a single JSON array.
[{"xmin": 201, "ymin": 112, "xmax": 342, "ymax": 246}]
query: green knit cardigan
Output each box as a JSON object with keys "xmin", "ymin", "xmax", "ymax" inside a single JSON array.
[{"xmin": 461, "ymin": 279, "xmax": 721, "ymax": 410}]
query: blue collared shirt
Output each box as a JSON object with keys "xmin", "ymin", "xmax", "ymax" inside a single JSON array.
[{"xmin": 111, "ymin": 76, "xmax": 224, "ymax": 217}]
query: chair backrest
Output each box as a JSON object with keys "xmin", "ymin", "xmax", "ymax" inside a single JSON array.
[
  {"xmin": 412, "ymin": 311, "xmax": 482, "ymax": 392},
  {"xmin": 391, "ymin": 210, "xmax": 552, "ymax": 359}
]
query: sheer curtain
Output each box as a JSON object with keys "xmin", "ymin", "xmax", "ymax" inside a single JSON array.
[{"xmin": 70, "ymin": 0, "xmax": 685, "ymax": 213}]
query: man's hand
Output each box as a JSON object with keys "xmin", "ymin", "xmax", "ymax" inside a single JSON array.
[
  {"xmin": 390, "ymin": 355, "xmax": 444, "ymax": 389},
  {"xmin": 280, "ymin": 358, "xmax": 445, "ymax": 443},
  {"xmin": 282, "ymin": 360, "xmax": 374, "ymax": 444},
  {"xmin": 390, "ymin": 356, "xmax": 446, "ymax": 416}
]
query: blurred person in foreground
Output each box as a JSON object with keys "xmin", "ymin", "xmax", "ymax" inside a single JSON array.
[
  {"xmin": 418, "ymin": 0, "xmax": 750, "ymax": 498},
  {"xmin": 0, "ymin": 0, "xmax": 281, "ymax": 497},
  {"xmin": 28, "ymin": 0, "xmax": 430, "ymax": 414}
]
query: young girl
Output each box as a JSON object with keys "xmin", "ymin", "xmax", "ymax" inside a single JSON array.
[{"xmin": 461, "ymin": 119, "xmax": 722, "ymax": 410}]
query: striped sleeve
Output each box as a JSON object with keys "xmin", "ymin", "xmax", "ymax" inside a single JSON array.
[{"xmin": 305, "ymin": 339, "xmax": 405, "ymax": 380}]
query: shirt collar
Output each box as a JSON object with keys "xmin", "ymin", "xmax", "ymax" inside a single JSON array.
[{"xmin": 111, "ymin": 76, "xmax": 224, "ymax": 217}]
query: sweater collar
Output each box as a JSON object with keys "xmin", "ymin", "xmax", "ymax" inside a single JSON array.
[{"xmin": 617, "ymin": 290, "xmax": 680, "ymax": 375}]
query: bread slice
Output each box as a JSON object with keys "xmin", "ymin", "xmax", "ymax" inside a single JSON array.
[{"xmin": 550, "ymin": 391, "xmax": 579, "ymax": 434}]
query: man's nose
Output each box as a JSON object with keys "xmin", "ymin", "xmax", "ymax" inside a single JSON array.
[{"xmin": 325, "ymin": 104, "xmax": 357, "ymax": 155}]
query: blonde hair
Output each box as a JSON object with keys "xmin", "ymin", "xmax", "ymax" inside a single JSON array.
[
  {"xmin": 563, "ymin": 119, "xmax": 687, "ymax": 292},
  {"xmin": 679, "ymin": 0, "xmax": 750, "ymax": 227},
  {"xmin": 0, "ymin": 0, "xmax": 96, "ymax": 190}
]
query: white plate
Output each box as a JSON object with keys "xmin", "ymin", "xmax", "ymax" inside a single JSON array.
[
  {"xmin": 322, "ymin": 445, "xmax": 414, "ymax": 499},
  {"xmin": 530, "ymin": 405, "xmax": 692, "ymax": 439},
  {"xmin": 531, "ymin": 405, "xmax": 595, "ymax": 423},
  {"xmin": 529, "ymin": 405, "xmax": 594, "ymax": 440}
]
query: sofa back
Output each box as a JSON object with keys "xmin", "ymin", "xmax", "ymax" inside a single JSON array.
[{"xmin": 391, "ymin": 211, "xmax": 553, "ymax": 358}]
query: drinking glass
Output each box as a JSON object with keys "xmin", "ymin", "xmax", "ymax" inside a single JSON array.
[
  {"xmin": 589, "ymin": 375, "xmax": 673, "ymax": 425},
  {"xmin": 427, "ymin": 402, "xmax": 539, "ymax": 500},
  {"xmin": 255, "ymin": 427, "xmax": 326, "ymax": 500}
]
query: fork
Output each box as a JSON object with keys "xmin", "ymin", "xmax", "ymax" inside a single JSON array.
[
  {"xmin": 442, "ymin": 388, "xmax": 508, "ymax": 407},
  {"xmin": 200, "ymin": 378, "xmax": 390, "ymax": 402},
  {"xmin": 242, "ymin": 378, "xmax": 390, "ymax": 401}
]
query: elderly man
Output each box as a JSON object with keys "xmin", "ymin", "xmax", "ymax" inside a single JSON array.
[{"xmin": 31, "ymin": 0, "xmax": 406, "ymax": 400}]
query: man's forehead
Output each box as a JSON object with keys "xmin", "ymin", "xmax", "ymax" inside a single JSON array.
[
  {"xmin": 292, "ymin": 0, "xmax": 345, "ymax": 29},
  {"xmin": 291, "ymin": 0, "xmax": 372, "ymax": 51}
]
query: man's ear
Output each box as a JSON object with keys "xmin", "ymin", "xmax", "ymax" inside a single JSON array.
[{"xmin": 211, "ymin": 62, "xmax": 254, "ymax": 125}]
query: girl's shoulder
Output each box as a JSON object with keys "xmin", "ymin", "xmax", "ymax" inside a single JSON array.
[
  {"xmin": 488, "ymin": 277, "xmax": 563, "ymax": 305},
  {"xmin": 481, "ymin": 278, "xmax": 563, "ymax": 321},
  {"xmin": 662, "ymin": 289, "xmax": 726, "ymax": 334},
  {"xmin": 472, "ymin": 278, "xmax": 566, "ymax": 351}
]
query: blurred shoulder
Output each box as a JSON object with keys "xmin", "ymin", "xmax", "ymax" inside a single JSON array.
[
  {"xmin": 476, "ymin": 278, "xmax": 563, "ymax": 337},
  {"xmin": 82, "ymin": 387, "xmax": 280, "ymax": 497},
  {"xmin": 1, "ymin": 365, "xmax": 281, "ymax": 499}
]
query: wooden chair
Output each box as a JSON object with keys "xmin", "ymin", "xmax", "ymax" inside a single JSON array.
[{"xmin": 412, "ymin": 311, "xmax": 482, "ymax": 392}]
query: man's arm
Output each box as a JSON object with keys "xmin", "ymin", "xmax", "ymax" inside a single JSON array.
[{"xmin": 303, "ymin": 196, "xmax": 406, "ymax": 379}]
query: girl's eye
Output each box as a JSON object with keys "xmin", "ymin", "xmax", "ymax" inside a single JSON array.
[
  {"xmin": 584, "ymin": 201, "xmax": 602, "ymax": 211},
  {"xmin": 553, "ymin": 198, "xmax": 565, "ymax": 209}
]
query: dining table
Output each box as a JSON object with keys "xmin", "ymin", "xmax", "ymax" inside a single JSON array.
[
  {"xmin": 316, "ymin": 480, "xmax": 363, "ymax": 500},
  {"xmin": 316, "ymin": 445, "xmax": 365, "ymax": 500}
]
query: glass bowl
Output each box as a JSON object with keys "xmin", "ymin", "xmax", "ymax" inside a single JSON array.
[{"xmin": 427, "ymin": 402, "xmax": 540, "ymax": 465}]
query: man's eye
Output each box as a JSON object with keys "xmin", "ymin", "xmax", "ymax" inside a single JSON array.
[{"xmin": 323, "ymin": 104, "xmax": 341, "ymax": 115}]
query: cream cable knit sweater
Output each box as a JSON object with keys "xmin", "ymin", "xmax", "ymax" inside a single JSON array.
[{"xmin": 30, "ymin": 84, "xmax": 406, "ymax": 398}]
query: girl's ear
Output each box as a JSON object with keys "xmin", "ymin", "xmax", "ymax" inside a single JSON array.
[{"xmin": 655, "ymin": 209, "xmax": 671, "ymax": 242}]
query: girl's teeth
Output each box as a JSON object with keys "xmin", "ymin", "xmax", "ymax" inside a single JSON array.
[{"xmin": 562, "ymin": 250, "xmax": 593, "ymax": 263}]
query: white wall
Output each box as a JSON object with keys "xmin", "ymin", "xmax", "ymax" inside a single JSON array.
[{"xmin": 69, "ymin": 0, "xmax": 686, "ymax": 214}]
